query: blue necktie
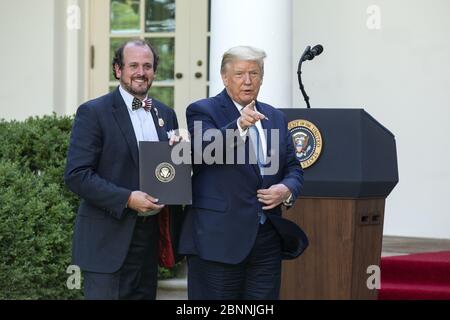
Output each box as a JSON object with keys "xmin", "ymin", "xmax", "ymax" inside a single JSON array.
[
  {"xmin": 249, "ymin": 125, "xmax": 267, "ymax": 224},
  {"xmin": 249, "ymin": 125, "xmax": 265, "ymax": 175}
]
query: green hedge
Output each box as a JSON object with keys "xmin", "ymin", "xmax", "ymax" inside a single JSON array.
[
  {"xmin": 0, "ymin": 115, "xmax": 81, "ymax": 299},
  {"xmin": 0, "ymin": 114, "xmax": 177, "ymax": 299},
  {"xmin": 0, "ymin": 161, "xmax": 81, "ymax": 299}
]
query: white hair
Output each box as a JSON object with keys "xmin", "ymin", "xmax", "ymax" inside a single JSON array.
[{"xmin": 220, "ymin": 46, "xmax": 267, "ymax": 76}]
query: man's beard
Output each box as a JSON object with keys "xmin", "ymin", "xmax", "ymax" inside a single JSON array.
[{"xmin": 122, "ymin": 77, "xmax": 152, "ymax": 97}]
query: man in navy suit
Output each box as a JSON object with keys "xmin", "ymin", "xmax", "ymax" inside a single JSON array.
[
  {"xmin": 64, "ymin": 40, "xmax": 179, "ymax": 299},
  {"xmin": 179, "ymin": 46, "xmax": 304, "ymax": 299}
]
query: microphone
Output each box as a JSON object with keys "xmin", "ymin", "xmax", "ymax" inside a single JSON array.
[
  {"xmin": 300, "ymin": 44, "xmax": 324, "ymax": 62},
  {"xmin": 298, "ymin": 45, "xmax": 311, "ymax": 70},
  {"xmin": 297, "ymin": 44, "xmax": 323, "ymax": 108}
]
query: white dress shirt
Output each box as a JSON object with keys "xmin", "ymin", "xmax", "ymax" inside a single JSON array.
[
  {"xmin": 119, "ymin": 86, "xmax": 161, "ymax": 216},
  {"xmin": 119, "ymin": 85, "xmax": 159, "ymax": 144}
]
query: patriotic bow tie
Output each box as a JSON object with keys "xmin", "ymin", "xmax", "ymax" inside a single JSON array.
[{"xmin": 132, "ymin": 97, "xmax": 152, "ymax": 111}]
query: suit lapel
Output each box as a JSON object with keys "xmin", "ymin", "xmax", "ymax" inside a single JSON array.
[
  {"xmin": 218, "ymin": 89, "xmax": 242, "ymax": 124},
  {"xmin": 111, "ymin": 88, "xmax": 139, "ymax": 168},
  {"xmin": 149, "ymin": 104, "xmax": 168, "ymax": 141}
]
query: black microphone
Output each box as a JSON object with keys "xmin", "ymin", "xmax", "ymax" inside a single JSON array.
[
  {"xmin": 297, "ymin": 44, "xmax": 323, "ymax": 108},
  {"xmin": 301, "ymin": 44, "xmax": 324, "ymax": 62},
  {"xmin": 298, "ymin": 45, "xmax": 311, "ymax": 70}
]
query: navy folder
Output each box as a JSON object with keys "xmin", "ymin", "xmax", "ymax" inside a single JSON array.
[{"xmin": 139, "ymin": 141, "xmax": 192, "ymax": 205}]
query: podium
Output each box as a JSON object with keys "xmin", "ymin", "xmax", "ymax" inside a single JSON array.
[{"xmin": 279, "ymin": 108, "xmax": 398, "ymax": 299}]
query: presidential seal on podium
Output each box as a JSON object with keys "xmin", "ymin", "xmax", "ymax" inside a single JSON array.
[{"xmin": 288, "ymin": 119, "xmax": 323, "ymax": 169}]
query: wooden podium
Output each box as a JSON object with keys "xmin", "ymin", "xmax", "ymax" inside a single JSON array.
[{"xmin": 279, "ymin": 109, "xmax": 398, "ymax": 300}]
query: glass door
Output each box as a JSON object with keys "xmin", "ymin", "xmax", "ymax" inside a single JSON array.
[
  {"xmin": 109, "ymin": 0, "xmax": 175, "ymax": 107},
  {"xmin": 88, "ymin": 0, "xmax": 209, "ymax": 129}
]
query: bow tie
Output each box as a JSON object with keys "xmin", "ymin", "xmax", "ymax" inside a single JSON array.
[{"xmin": 132, "ymin": 97, "xmax": 152, "ymax": 112}]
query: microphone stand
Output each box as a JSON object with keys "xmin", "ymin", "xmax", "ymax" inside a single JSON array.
[
  {"xmin": 297, "ymin": 44, "xmax": 323, "ymax": 108},
  {"xmin": 297, "ymin": 45, "xmax": 312, "ymax": 108},
  {"xmin": 297, "ymin": 59, "xmax": 311, "ymax": 108}
]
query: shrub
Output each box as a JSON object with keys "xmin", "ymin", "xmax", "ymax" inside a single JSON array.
[
  {"xmin": 0, "ymin": 114, "xmax": 179, "ymax": 299},
  {"xmin": 0, "ymin": 115, "xmax": 78, "ymax": 209},
  {"xmin": 0, "ymin": 161, "xmax": 82, "ymax": 299}
]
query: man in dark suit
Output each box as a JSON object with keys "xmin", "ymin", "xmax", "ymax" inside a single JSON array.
[
  {"xmin": 179, "ymin": 46, "xmax": 304, "ymax": 299},
  {"xmin": 64, "ymin": 39, "xmax": 179, "ymax": 299}
]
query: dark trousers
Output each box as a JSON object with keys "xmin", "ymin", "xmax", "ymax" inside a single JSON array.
[
  {"xmin": 83, "ymin": 216, "xmax": 159, "ymax": 300},
  {"xmin": 187, "ymin": 220, "xmax": 282, "ymax": 300}
]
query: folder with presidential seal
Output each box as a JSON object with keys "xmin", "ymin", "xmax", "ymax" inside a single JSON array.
[{"xmin": 139, "ymin": 141, "xmax": 192, "ymax": 205}]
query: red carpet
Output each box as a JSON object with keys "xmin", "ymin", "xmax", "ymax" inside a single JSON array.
[{"xmin": 379, "ymin": 251, "xmax": 450, "ymax": 300}]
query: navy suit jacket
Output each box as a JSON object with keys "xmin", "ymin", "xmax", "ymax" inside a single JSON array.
[
  {"xmin": 64, "ymin": 87, "xmax": 179, "ymax": 273},
  {"xmin": 179, "ymin": 89, "xmax": 304, "ymax": 264}
]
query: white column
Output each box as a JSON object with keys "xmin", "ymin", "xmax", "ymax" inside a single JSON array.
[
  {"xmin": 54, "ymin": 0, "xmax": 85, "ymax": 116},
  {"xmin": 65, "ymin": 0, "xmax": 82, "ymax": 115},
  {"xmin": 209, "ymin": 0, "xmax": 292, "ymax": 108}
]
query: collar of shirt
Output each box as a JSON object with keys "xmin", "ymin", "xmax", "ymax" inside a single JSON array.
[
  {"xmin": 119, "ymin": 85, "xmax": 149, "ymax": 112},
  {"xmin": 118, "ymin": 85, "xmax": 159, "ymax": 143}
]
